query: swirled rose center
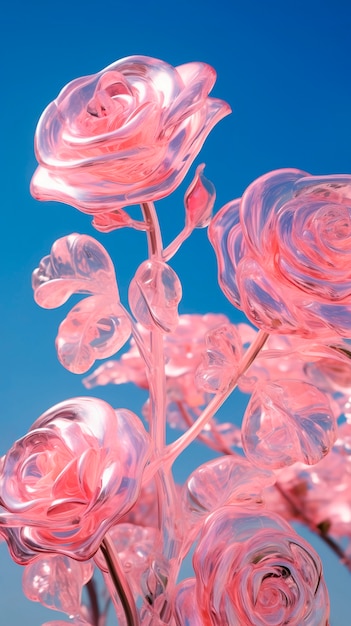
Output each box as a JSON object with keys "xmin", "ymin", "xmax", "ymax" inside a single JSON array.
[
  {"xmin": 21, "ymin": 443, "xmax": 72, "ymax": 497},
  {"xmin": 87, "ymin": 80, "xmax": 132, "ymax": 119},
  {"xmin": 315, "ymin": 205, "xmax": 351, "ymax": 250},
  {"xmin": 249, "ymin": 562, "xmax": 300, "ymax": 625},
  {"xmin": 77, "ymin": 71, "xmax": 135, "ymax": 135}
]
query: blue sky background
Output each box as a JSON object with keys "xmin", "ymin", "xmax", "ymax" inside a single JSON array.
[{"xmin": 1, "ymin": 1, "xmax": 351, "ymax": 623}]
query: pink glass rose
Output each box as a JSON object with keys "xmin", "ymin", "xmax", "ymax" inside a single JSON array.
[
  {"xmin": 31, "ymin": 56, "xmax": 230, "ymax": 217},
  {"xmin": 0, "ymin": 397, "xmax": 150, "ymax": 563},
  {"xmin": 175, "ymin": 506, "xmax": 329, "ymax": 626},
  {"xmin": 209, "ymin": 169, "xmax": 351, "ymax": 338}
]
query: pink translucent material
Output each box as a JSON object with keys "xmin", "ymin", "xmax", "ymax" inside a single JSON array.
[
  {"xmin": 128, "ymin": 260, "xmax": 182, "ymax": 332},
  {"xmin": 162, "ymin": 165, "xmax": 216, "ymax": 261},
  {"xmin": 181, "ymin": 457, "xmax": 274, "ymax": 553},
  {"xmin": 239, "ymin": 333, "xmax": 349, "ymax": 394},
  {"xmin": 94, "ymin": 523, "xmax": 157, "ymax": 597},
  {"xmin": 242, "ymin": 379, "xmax": 337, "ymax": 469},
  {"xmin": 83, "ymin": 314, "xmax": 247, "ymax": 453},
  {"xmin": 120, "ymin": 480, "xmax": 159, "ymax": 529},
  {"xmin": 209, "ymin": 169, "xmax": 351, "ymax": 338},
  {"xmin": 8, "ymin": 51, "xmax": 351, "ymax": 625},
  {"xmin": 196, "ymin": 322, "xmax": 244, "ymax": 393},
  {"xmin": 0, "ymin": 397, "xmax": 150, "ymax": 562},
  {"xmin": 31, "ymin": 56, "xmax": 231, "ymax": 216},
  {"xmin": 266, "ymin": 421, "xmax": 351, "ymax": 541},
  {"xmin": 23, "ymin": 555, "xmax": 93, "ymax": 617},
  {"xmin": 175, "ymin": 506, "xmax": 330, "ymax": 626},
  {"xmin": 184, "ymin": 163, "xmax": 215, "ymax": 229},
  {"xmin": 32, "ymin": 233, "xmax": 131, "ymax": 373},
  {"xmin": 84, "ymin": 314, "xmax": 231, "ymax": 395}
]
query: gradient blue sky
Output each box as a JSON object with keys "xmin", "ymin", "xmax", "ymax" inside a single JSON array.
[{"xmin": 1, "ymin": 1, "xmax": 351, "ymax": 624}]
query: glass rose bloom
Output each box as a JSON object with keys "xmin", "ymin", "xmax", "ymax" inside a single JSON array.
[
  {"xmin": 175, "ymin": 506, "xmax": 329, "ymax": 626},
  {"xmin": 209, "ymin": 169, "xmax": 351, "ymax": 338},
  {"xmin": 0, "ymin": 397, "xmax": 150, "ymax": 563},
  {"xmin": 30, "ymin": 55, "xmax": 230, "ymax": 217}
]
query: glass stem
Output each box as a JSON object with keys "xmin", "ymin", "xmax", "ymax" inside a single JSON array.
[
  {"xmin": 86, "ymin": 578, "xmax": 100, "ymax": 626},
  {"xmin": 140, "ymin": 202, "xmax": 182, "ymax": 618},
  {"xmin": 163, "ymin": 329, "xmax": 270, "ymax": 466},
  {"xmin": 100, "ymin": 533, "xmax": 140, "ymax": 626}
]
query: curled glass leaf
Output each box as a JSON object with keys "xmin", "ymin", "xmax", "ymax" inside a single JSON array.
[
  {"xmin": 183, "ymin": 456, "xmax": 274, "ymax": 537},
  {"xmin": 56, "ymin": 297, "xmax": 131, "ymax": 374},
  {"xmin": 32, "ymin": 234, "xmax": 131, "ymax": 373},
  {"xmin": 92, "ymin": 208, "xmax": 134, "ymax": 232},
  {"xmin": 23, "ymin": 555, "xmax": 93, "ymax": 616},
  {"xmin": 32, "ymin": 233, "xmax": 118, "ymax": 308},
  {"xmin": 196, "ymin": 323, "xmax": 243, "ymax": 392},
  {"xmin": 242, "ymin": 379, "xmax": 337, "ymax": 469},
  {"xmin": 128, "ymin": 260, "xmax": 182, "ymax": 332}
]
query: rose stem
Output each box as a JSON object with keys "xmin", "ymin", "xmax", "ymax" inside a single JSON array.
[
  {"xmin": 140, "ymin": 202, "xmax": 182, "ymax": 600},
  {"xmin": 274, "ymin": 481, "xmax": 351, "ymax": 573},
  {"xmin": 100, "ymin": 533, "xmax": 139, "ymax": 626},
  {"xmin": 176, "ymin": 400, "xmax": 235, "ymax": 455},
  {"xmin": 86, "ymin": 578, "xmax": 100, "ymax": 626},
  {"xmin": 140, "ymin": 201, "xmax": 166, "ymax": 454},
  {"xmin": 161, "ymin": 328, "xmax": 269, "ymax": 467}
]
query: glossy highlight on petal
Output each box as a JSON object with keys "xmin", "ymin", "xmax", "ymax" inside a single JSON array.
[
  {"xmin": 209, "ymin": 169, "xmax": 351, "ymax": 338},
  {"xmin": 176, "ymin": 506, "xmax": 330, "ymax": 626},
  {"xmin": 31, "ymin": 56, "xmax": 231, "ymax": 218},
  {"xmin": 0, "ymin": 397, "xmax": 150, "ymax": 562}
]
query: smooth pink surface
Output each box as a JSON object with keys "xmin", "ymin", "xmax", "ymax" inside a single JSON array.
[
  {"xmin": 266, "ymin": 421, "xmax": 351, "ymax": 542},
  {"xmin": 196, "ymin": 322, "xmax": 244, "ymax": 393},
  {"xmin": 209, "ymin": 169, "xmax": 351, "ymax": 338},
  {"xmin": 175, "ymin": 506, "xmax": 329, "ymax": 626},
  {"xmin": 32, "ymin": 233, "xmax": 131, "ymax": 373},
  {"xmin": 242, "ymin": 379, "xmax": 337, "ymax": 469},
  {"xmin": 23, "ymin": 554, "xmax": 93, "ymax": 616},
  {"xmin": 0, "ymin": 397, "xmax": 150, "ymax": 562},
  {"xmin": 184, "ymin": 163, "xmax": 215, "ymax": 229},
  {"xmin": 31, "ymin": 56, "xmax": 230, "ymax": 217},
  {"xmin": 181, "ymin": 456, "xmax": 274, "ymax": 554},
  {"xmin": 128, "ymin": 260, "xmax": 182, "ymax": 333}
]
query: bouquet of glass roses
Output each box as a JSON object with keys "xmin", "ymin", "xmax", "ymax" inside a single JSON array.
[{"xmin": 2, "ymin": 54, "xmax": 351, "ymax": 625}]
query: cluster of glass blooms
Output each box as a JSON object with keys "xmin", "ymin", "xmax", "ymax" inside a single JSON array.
[{"xmin": 2, "ymin": 55, "xmax": 351, "ymax": 625}]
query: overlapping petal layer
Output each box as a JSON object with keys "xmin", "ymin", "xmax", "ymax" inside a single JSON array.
[
  {"xmin": 209, "ymin": 169, "xmax": 351, "ymax": 338},
  {"xmin": 31, "ymin": 56, "xmax": 230, "ymax": 216},
  {"xmin": 0, "ymin": 397, "xmax": 150, "ymax": 562},
  {"xmin": 175, "ymin": 506, "xmax": 329, "ymax": 625}
]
